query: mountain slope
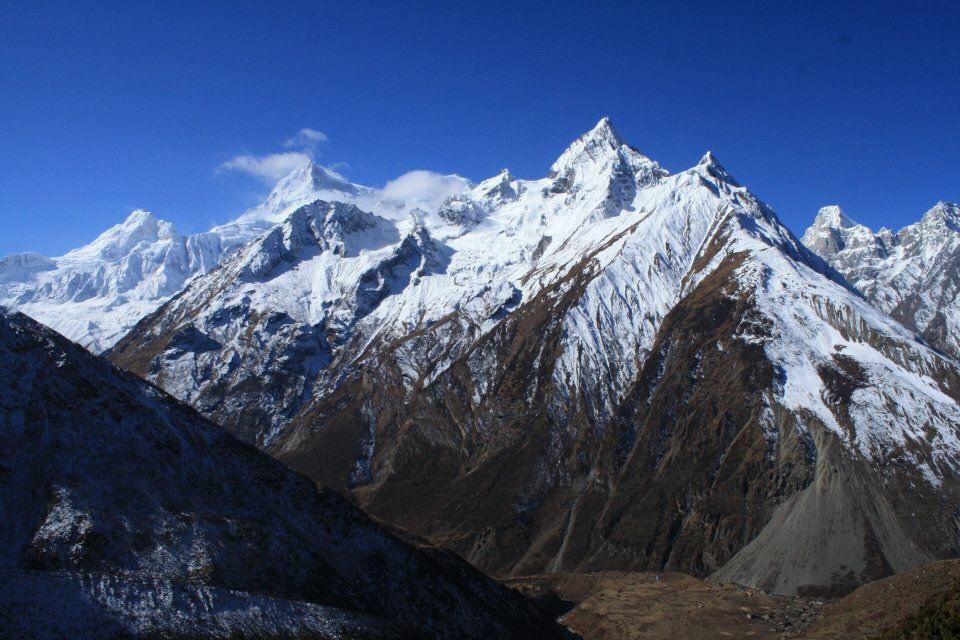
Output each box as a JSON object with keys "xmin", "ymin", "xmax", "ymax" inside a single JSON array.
[
  {"xmin": 0, "ymin": 307, "xmax": 571, "ymax": 639},
  {"xmin": 802, "ymin": 202, "xmax": 960, "ymax": 359},
  {"xmin": 111, "ymin": 119, "xmax": 960, "ymax": 595}
]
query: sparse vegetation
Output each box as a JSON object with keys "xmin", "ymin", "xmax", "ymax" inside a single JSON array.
[{"xmin": 880, "ymin": 579, "xmax": 960, "ymax": 640}]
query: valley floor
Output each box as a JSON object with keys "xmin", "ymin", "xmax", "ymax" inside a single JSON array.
[{"xmin": 508, "ymin": 560, "xmax": 960, "ymax": 639}]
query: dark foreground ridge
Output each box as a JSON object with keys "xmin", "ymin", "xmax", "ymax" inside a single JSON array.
[{"xmin": 0, "ymin": 307, "xmax": 573, "ymax": 640}]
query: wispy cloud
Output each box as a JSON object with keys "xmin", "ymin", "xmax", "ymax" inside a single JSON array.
[
  {"xmin": 284, "ymin": 127, "xmax": 327, "ymax": 150},
  {"xmin": 218, "ymin": 151, "xmax": 311, "ymax": 183},
  {"xmin": 219, "ymin": 127, "xmax": 328, "ymax": 182}
]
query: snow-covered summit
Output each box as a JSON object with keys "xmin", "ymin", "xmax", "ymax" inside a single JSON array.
[
  {"xmin": 800, "ymin": 205, "xmax": 885, "ymax": 267},
  {"xmin": 548, "ymin": 117, "xmax": 624, "ymax": 174},
  {"xmin": 694, "ymin": 150, "xmax": 740, "ymax": 187},
  {"xmin": 813, "ymin": 204, "xmax": 856, "ymax": 229},
  {"xmin": 236, "ymin": 160, "xmax": 373, "ymax": 227},
  {"xmin": 0, "ymin": 208, "xmax": 231, "ymax": 352},
  {"xmin": 548, "ymin": 117, "xmax": 667, "ymax": 192},
  {"xmin": 919, "ymin": 200, "xmax": 960, "ymax": 231},
  {"xmin": 67, "ymin": 209, "xmax": 179, "ymax": 262}
]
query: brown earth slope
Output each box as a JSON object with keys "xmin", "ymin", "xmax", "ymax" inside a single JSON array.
[{"xmin": 802, "ymin": 559, "xmax": 960, "ymax": 639}]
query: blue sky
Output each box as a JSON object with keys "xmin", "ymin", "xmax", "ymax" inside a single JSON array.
[{"xmin": 1, "ymin": 0, "xmax": 957, "ymax": 256}]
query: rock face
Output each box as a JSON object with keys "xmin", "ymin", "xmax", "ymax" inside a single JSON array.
[
  {"xmin": 110, "ymin": 119, "xmax": 960, "ymax": 596},
  {"xmin": 0, "ymin": 308, "xmax": 571, "ymax": 639},
  {"xmin": 802, "ymin": 202, "xmax": 960, "ymax": 359}
]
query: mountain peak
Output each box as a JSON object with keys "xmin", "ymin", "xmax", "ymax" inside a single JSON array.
[
  {"xmin": 920, "ymin": 201, "xmax": 960, "ymax": 231},
  {"xmin": 116, "ymin": 208, "xmax": 178, "ymax": 237},
  {"xmin": 576, "ymin": 116, "xmax": 625, "ymax": 151},
  {"xmin": 549, "ymin": 117, "xmax": 625, "ymax": 176},
  {"xmin": 121, "ymin": 208, "xmax": 159, "ymax": 228},
  {"xmin": 588, "ymin": 116, "xmax": 622, "ymax": 143},
  {"xmin": 279, "ymin": 160, "xmax": 360, "ymax": 197},
  {"xmin": 697, "ymin": 151, "xmax": 719, "ymax": 166},
  {"xmin": 283, "ymin": 158, "xmax": 317, "ymax": 180},
  {"xmin": 813, "ymin": 205, "xmax": 858, "ymax": 230},
  {"xmin": 41, "ymin": 208, "xmax": 182, "ymax": 285},
  {"xmin": 234, "ymin": 160, "xmax": 370, "ymax": 227},
  {"xmin": 800, "ymin": 206, "xmax": 864, "ymax": 259},
  {"xmin": 548, "ymin": 117, "xmax": 666, "ymax": 191},
  {"xmin": 694, "ymin": 150, "xmax": 739, "ymax": 186}
]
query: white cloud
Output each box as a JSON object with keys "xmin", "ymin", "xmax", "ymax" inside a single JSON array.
[
  {"xmin": 219, "ymin": 127, "xmax": 329, "ymax": 183},
  {"xmin": 218, "ymin": 151, "xmax": 311, "ymax": 183},
  {"xmin": 284, "ymin": 128, "xmax": 327, "ymax": 150},
  {"xmin": 377, "ymin": 170, "xmax": 471, "ymax": 213}
]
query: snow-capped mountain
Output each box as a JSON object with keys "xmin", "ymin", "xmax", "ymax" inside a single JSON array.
[
  {"xmin": 0, "ymin": 210, "xmax": 230, "ymax": 352},
  {"xmin": 111, "ymin": 118, "xmax": 960, "ymax": 596},
  {"xmin": 802, "ymin": 202, "xmax": 960, "ymax": 359},
  {"xmin": 111, "ymin": 118, "xmax": 678, "ymax": 444},
  {"xmin": 213, "ymin": 161, "xmax": 379, "ymax": 248},
  {"xmin": 0, "ymin": 307, "xmax": 570, "ymax": 639},
  {"xmin": 0, "ymin": 160, "xmax": 454, "ymax": 352}
]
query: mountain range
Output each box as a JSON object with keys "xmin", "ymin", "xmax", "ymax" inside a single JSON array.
[
  {"xmin": 3, "ymin": 118, "xmax": 960, "ymax": 607},
  {"xmin": 802, "ymin": 201, "xmax": 960, "ymax": 360},
  {"xmin": 0, "ymin": 162, "xmax": 404, "ymax": 352}
]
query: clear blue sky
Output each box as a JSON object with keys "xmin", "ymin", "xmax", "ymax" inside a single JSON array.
[{"xmin": 1, "ymin": 0, "xmax": 958, "ymax": 256}]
